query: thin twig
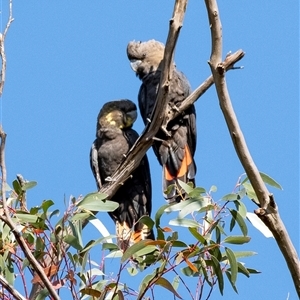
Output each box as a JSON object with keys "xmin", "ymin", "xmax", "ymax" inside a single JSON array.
[{"xmin": 204, "ymin": 0, "xmax": 300, "ymax": 296}]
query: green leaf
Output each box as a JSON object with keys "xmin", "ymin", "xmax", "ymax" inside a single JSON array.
[
  {"xmin": 178, "ymin": 199, "xmax": 207, "ymax": 218},
  {"xmin": 15, "ymin": 213, "xmax": 38, "ymax": 223},
  {"xmin": 80, "ymin": 236, "xmax": 116, "ymax": 254},
  {"xmin": 172, "ymin": 275, "xmax": 180, "ymax": 292},
  {"xmin": 64, "ymin": 234, "xmax": 83, "ymax": 250},
  {"xmin": 209, "ymin": 185, "xmax": 217, "ymax": 193},
  {"xmin": 71, "ymin": 212, "xmax": 91, "ymax": 222},
  {"xmin": 242, "ymin": 172, "xmax": 282, "ymax": 190},
  {"xmin": 138, "ymin": 215, "xmax": 154, "ymax": 229},
  {"xmin": 12, "ymin": 180, "xmax": 22, "ymax": 195},
  {"xmin": 223, "ymin": 251, "xmax": 257, "ymax": 260},
  {"xmin": 177, "ymin": 179, "xmax": 194, "ymax": 194},
  {"xmin": 156, "ymin": 277, "xmax": 183, "ymax": 299},
  {"xmin": 260, "ymin": 172, "xmax": 282, "ymax": 189},
  {"xmin": 188, "ymin": 187, "xmax": 206, "ymax": 198},
  {"xmin": 169, "ymin": 218, "xmax": 200, "ymax": 228},
  {"xmin": 77, "ymin": 193, "xmax": 118, "ymax": 212},
  {"xmin": 102, "ymin": 243, "xmax": 119, "ymax": 251},
  {"xmin": 134, "ymin": 245, "xmax": 157, "ymax": 257},
  {"xmin": 247, "ymin": 267, "xmax": 261, "ymax": 274},
  {"xmin": 172, "ymin": 241, "xmax": 188, "ymax": 248},
  {"xmin": 225, "ymin": 271, "xmax": 238, "ymax": 294},
  {"xmin": 208, "ymin": 241, "xmax": 222, "ymax": 261},
  {"xmin": 181, "ymin": 265, "xmax": 198, "ymax": 277},
  {"xmin": 49, "ymin": 209, "xmax": 60, "ymax": 219},
  {"xmin": 164, "ymin": 199, "xmax": 194, "ymax": 212},
  {"xmin": 21, "ymin": 181, "xmax": 37, "ymax": 191},
  {"xmin": 138, "ymin": 271, "xmax": 157, "ymax": 299},
  {"xmin": 229, "ymin": 209, "xmax": 248, "ymax": 236},
  {"xmin": 242, "ymin": 182, "xmax": 259, "ymax": 204},
  {"xmin": 122, "ymin": 240, "xmax": 153, "ymax": 263},
  {"xmin": 236, "ymin": 262, "xmax": 250, "ymax": 277},
  {"xmin": 155, "ymin": 204, "xmax": 169, "ymax": 227},
  {"xmin": 223, "ymin": 236, "xmax": 251, "ymax": 245},
  {"xmin": 222, "ymin": 193, "xmax": 238, "ymax": 201},
  {"xmin": 41, "ymin": 200, "xmax": 54, "ymax": 213},
  {"xmin": 225, "ymin": 247, "xmax": 238, "ymax": 285},
  {"xmin": 68, "ymin": 220, "xmax": 83, "ymax": 248},
  {"xmin": 234, "ymin": 200, "xmax": 247, "ymax": 218},
  {"xmin": 188, "ymin": 227, "xmax": 206, "ymax": 244},
  {"xmin": 211, "ymin": 255, "xmax": 224, "ymax": 295}
]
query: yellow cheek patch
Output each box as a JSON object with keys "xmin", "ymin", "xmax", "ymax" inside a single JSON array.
[
  {"xmin": 124, "ymin": 117, "xmax": 133, "ymax": 127},
  {"xmin": 105, "ymin": 113, "xmax": 114, "ymax": 122}
]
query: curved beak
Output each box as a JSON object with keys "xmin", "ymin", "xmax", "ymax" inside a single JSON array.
[
  {"xmin": 129, "ymin": 59, "xmax": 142, "ymax": 73},
  {"xmin": 125, "ymin": 110, "xmax": 137, "ymax": 127}
]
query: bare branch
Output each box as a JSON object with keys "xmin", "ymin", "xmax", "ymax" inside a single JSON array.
[
  {"xmin": 0, "ymin": 128, "xmax": 60, "ymax": 300},
  {"xmin": 99, "ymin": 0, "xmax": 189, "ymax": 199},
  {"xmin": 0, "ymin": 0, "xmax": 14, "ymax": 96},
  {"xmin": 29, "ymin": 0, "xmax": 189, "ymax": 298},
  {"xmin": 171, "ymin": 49, "xmax": 245, "ymax": 120},
  {"xmin": 0, "ymin": 274, "xmax": 27, "ymax": 300},
  {"xmin": 205, "ymin": 0, "xmax": 271, "ymax": 212},
  {"xmin": 204, "ymin": 0, "xmax": 300, "ymax": 296}
]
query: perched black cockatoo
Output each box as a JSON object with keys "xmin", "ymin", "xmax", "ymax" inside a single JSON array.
[
  {"xmin": 127, "ymin": 39, "xmax": 197, "ymax": 202},
  {"xmin": 90, "ymin": 99, "xmax": 154, "ymax": 251}
]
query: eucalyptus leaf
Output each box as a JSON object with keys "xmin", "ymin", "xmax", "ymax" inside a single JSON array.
[
  {"xmin": 122, "ymin": 240, "xmax": 154, "ymax": 263},
  {"xmin": 169, "ymin": 218, "xmax": 200, "ymax": 228},
  {"xmin": 211, "ymin": 255, "xmax": 224, "ymax": 295},
  {"xmin": 224, "ymin": 236, "xmax": 251, "ymax": 245},
  {"xmin": 177, "ymin": 179, "xmax": 194, "ymax": 194},
  {"xmin": 222, "ymin": 193, "xmax": 239, "ymax": 201},
  {"xmin": 155, "ymin": 204, "xmax": 169, "ymax": 227},
  {"xmin": 15, "ymin": 213, "xmax": 38, "ymax": 224},
  {"xmin": 225, "ymin": 247, "xmax": 238, "ymax": 285},
  {"xmin": 134, "ymin": 245, "xmax": 157, "ymax": 257},
  {"xmin": 188, "ymin": 227, "xmax": 206, "ymax": 244},
  {"xmin": 156, "ymin": 277, "xmax": 183, "ymax": 299},
  {"xmin": 242, "ymin": 172, "xmax": 282, "ymax": 190},
  {"xmin": 229, "ymin": 209, "xmax": 248, "ymax": 236},
  {"xmin": 64, "ymin": 234, "xmax": 83, "ymax": 250},
  {"xmin": 77, "ymin": 193, "xmax": 118, "ymax": 212},
  {"xmin": 21, "ymin": 181, "xmax": 37, "ymax": 191}
]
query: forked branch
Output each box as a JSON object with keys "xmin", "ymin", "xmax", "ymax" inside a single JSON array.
[{"xmin": 204, "ymin": 0, "xmax": 300, "ymax": 296}]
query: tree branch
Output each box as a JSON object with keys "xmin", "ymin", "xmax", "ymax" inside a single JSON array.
[
  {"xmin": 0, "ymin": 0, "xmax": 14, "ymax": 97},
  {"xmin": 0, "ymin": 129, "xmax": 60, "ymax": 300},
  {"xmin": 0, "ymin": 2, "xmax": 59, "ymax": 299},
  {"xmin": 0, "ymin": 274, "xmax": 27, "ymax": 300},
  {"xmin": 29, "ymin": 0, "xmax": 189, "ymax": 298},
  {"xmin": 29, "ymin": 1, "xmax": 246, "ymax": 298},
  {"xmin": 204, "ymin": 0, "xmax": 300, "ymax": 296}
]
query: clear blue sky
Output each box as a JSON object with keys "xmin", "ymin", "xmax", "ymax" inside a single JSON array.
[{"xmin": 1, "ymin": 1, "xmax": 298, "ymax": 299}]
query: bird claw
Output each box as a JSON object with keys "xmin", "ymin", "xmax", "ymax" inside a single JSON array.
[
  {"xmin": 161, "ymin": 125, "xmax": 171, "ymax": 137},
  {"xmin": 105, "ymin": 176, "xmax": 116, "ymax": 182}
]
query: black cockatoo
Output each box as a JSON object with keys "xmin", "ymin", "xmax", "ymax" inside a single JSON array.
[
  {"xmin": 90, "ymin": 99, "xmax": 154, "ymax": 251},
  {"xmin": 127, "ymin": 39, "xmax": 197, "ymax": 202}
]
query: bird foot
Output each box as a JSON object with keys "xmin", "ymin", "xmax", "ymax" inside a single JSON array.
[
  {"xmin": 161, "ymin": 125, "xmax": 171, "ymax": 137},
  {"xmin": 105, "ymin": 176, "xmax": 116, "ymax": 182}
]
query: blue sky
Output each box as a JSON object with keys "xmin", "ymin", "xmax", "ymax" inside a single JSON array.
[{"xmin": 1, "ymin": 1, "xmax": 298, "ymax": 299}]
